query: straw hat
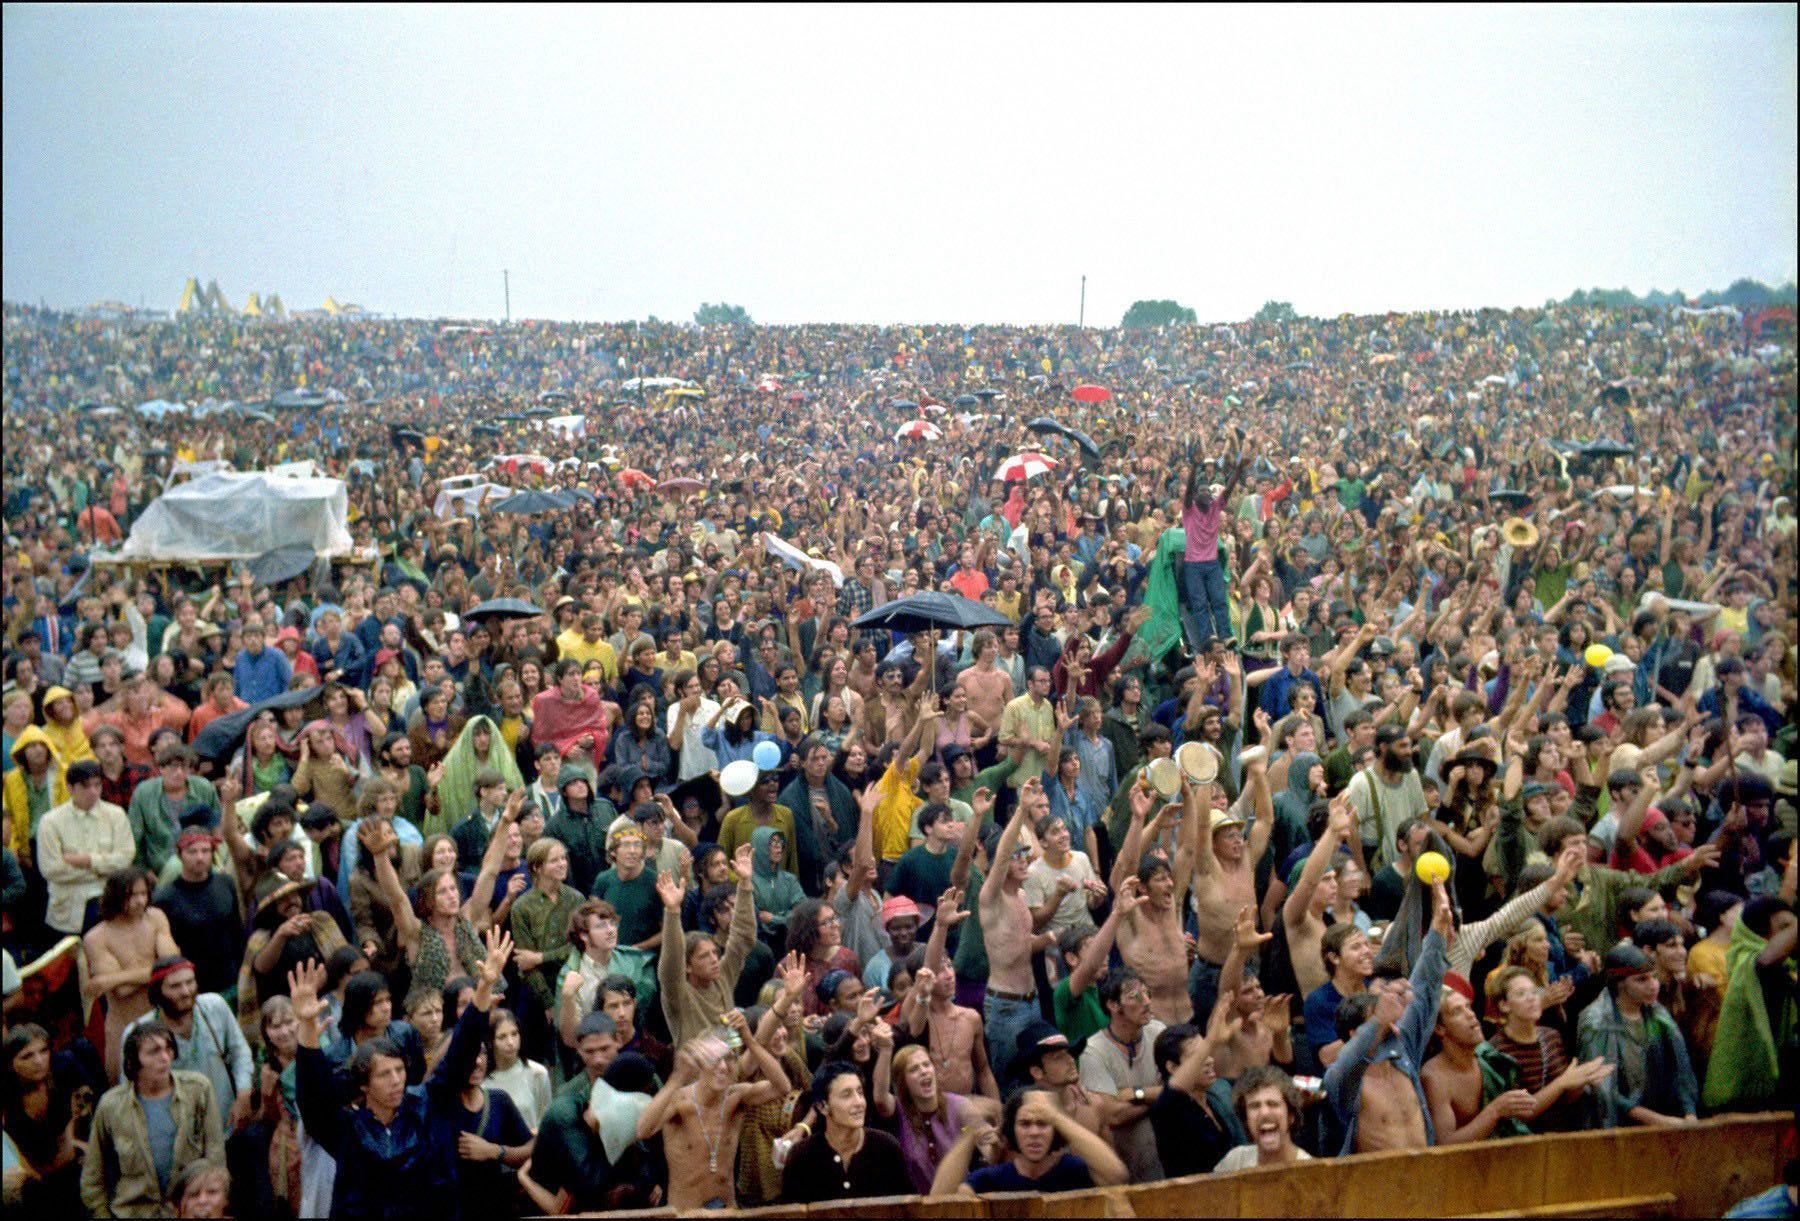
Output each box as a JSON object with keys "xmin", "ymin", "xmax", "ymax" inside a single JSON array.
[{"xmin": 1502, "ymin": 517, "xmax": 1539, "ymax": 548}]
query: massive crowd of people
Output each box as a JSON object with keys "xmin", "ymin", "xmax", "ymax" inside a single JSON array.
[{"xmin": 0, "ymin": 299, "xmax": 1794, "ymax": 1218}]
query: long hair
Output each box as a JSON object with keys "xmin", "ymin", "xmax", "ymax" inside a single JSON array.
[
  {"xmin": 783, "ymin": 898, "xmax": 831, "ymax": 961},
  {"xmin": 1, "ymin": 1024, "xmax": 50, "ymax": 1098},
  {"xmin": 122, "ymin": 1021, "xmax": 177, "ymax": 1083},
  {"xmin": 97, "ymin": 866, "xmax": 155, "ymax": 922}
]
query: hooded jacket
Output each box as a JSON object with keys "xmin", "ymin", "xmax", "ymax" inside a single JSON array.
[
  {"xmin": 4, "ymin": 724, "xmax": 68, "ymax": 862},
  {"xmin": 543, "ymin": 765, "xmax": 617, "ymax": 895},
  {"xmin": 749, "ymin": 824, "xmax": 805, "ymax": 939},
  {"xmin": 38, "ymin": 685, "xmax": 96, "ymax": 765},
  {"xmin": 1273, "ymin": 750, "xmax": 1322, "ymax": 867}
]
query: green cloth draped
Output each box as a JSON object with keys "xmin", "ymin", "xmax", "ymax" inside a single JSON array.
[
  {"xmin": 427, "ymin": 715, "xmax": 523, "ymax": 838},
  {"xmin": 1701, "ymin": 917, "xmax": 1796, "ymax": 1111},
  {"xmin": 1120, "ymin": 528, "xmax": 1186, "ymax": 674}
]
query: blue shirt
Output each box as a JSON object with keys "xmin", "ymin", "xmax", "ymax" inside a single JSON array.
[
  {"xmin": 233, "ymin": 645, "xmax": 292, "ymax": 704},
  {"xmin": 966, "ymin": 1152, "xmax": 1093, "ymax": 1195},
  {"xmin": 141, "ymin": 1092, "xmax": 177, "ymax": 1190}
]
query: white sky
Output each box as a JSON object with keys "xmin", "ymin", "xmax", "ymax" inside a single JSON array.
[{"xmin": 3, "ymin": 3, "xmax": 1795, "ymax": 325}]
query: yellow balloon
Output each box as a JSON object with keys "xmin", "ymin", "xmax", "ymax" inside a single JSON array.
[
  {"xmin": 1415, "ymin": 851, "xmax": 1451, "ymax": 886},
  {"xmin": 1584, "ymin": 643, "xmax": 1614, "ymax": 668}
]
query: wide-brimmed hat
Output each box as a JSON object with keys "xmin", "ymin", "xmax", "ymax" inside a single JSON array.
[
  {"xmin": 251, "ymin": 872, "xmax": 317, "ymax": 929},
  {"xmin": 1449, "ymin": 747, "xmax": 1499, "ymax": 782},
  {"xmin": 1502, "ymin": 517, "xmax": 1540, "ymax": 548},
  {"xmin": 879, "ymin": 895, "xmax": 929, "ymax": 930}
]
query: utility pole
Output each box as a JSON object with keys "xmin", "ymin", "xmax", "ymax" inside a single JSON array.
[
  {"xmin": 503, "ymin": 269, "xmax": 510, "ymax": 324},
  {"xmin": 1079, "ymin": 275, "xmax": 1086, "ymax": 328}
]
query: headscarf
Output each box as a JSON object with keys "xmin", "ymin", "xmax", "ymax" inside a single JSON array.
[{"xmin": 430, "ymin": 715, "xmax": 523, "ymax": 837}]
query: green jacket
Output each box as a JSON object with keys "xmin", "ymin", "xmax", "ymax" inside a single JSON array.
[
  {"xmin": 81, "ymin": 1071, "xmax": 223, "ymax": 1218},
  {"xmin": 126, "ymin": 775, "xmax": 219, "ymax": 876},
  {"xmin": 1701, "ymin": 918, "xmax": 1797, "ymax": 1111},
  {"xmin": 1473, "ymin": 1042, "xmax": 1535, "ymax": 1139},
  {"xmin": 510, "ymin": 882, "xmax": 583, "ymax": 1012}
]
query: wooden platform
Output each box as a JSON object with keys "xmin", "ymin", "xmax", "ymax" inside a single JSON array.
[{"xmin": 570, "ymin": 1112, "xmax": 1796, "ymax": 1218}]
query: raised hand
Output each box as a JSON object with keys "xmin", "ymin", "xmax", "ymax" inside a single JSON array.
[
  {"xmin": 1429, "ymin": 881, "xmax": 1454, "ymax": 940},
  {"xmin": 970, "ymin": 786, "xmax": 995, "ymax": 818},
  {"xmin": 733, "ymin": 841, "xmax": 756, "ymax": 879},
  {"xmin": 1552, "ymin": 840, "xmax": 1585, "ymax": 885},
  {"xmin": 1205, "ymin": 988, "xmax": 1243, "ymax": 1045},
  {"xmin": 936, "ymin": 886, "xmax": 969, "ymax": 928},
  {"xmin": 1113, "ymin": 876, "xmax": 1146, "ymax": 918},
  {"xmin": 480, "ymin": 926, "xmax": 514, "ymax": 987},
  {"xmin": 1128, "ymin": 778, "xmax": 1155, "ymax": 821},
  {"xmin": 286, "ymin": 959, "xmax": 329, "ymax": 1028},
  {"xmin": 1260, "ymin": 992, "xmax": 1293, "ymax": 1031},
  {"xmin": 1233, "ymin": 904, "xmax": 1272, "ymax": 953},
  {"xmin": 1372, "ymin": 982, "xmax": 1410, "ymax": 1033},
  {"xmin": 216, "ymin": 774, "xmax": 242, "ymax": 804},
  {"xmin": 777, "ymin": 951, "xmax": 807, "ymax": 997}
]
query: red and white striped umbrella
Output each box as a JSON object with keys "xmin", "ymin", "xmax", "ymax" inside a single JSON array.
[
  {"xmin": 995, "ymin": 451, "xmax": 1059, "ymax": 481},
  {"xmin": 895, "ymin": 420, "xmax": 943, "ymax": 442}
]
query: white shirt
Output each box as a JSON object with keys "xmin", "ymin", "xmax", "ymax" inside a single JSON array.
[{"xmin": 668, "ymin": 697, "xmax": 721, "ymax": 780}]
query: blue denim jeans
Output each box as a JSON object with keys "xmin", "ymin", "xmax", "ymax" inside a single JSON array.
[
  {"xmin": 1183, "ymin": 559, "xmax": 1232, "ymax": 644},
  {"xmin": 984, "ymin": 993, "xmax": 1041, "ymax": 1085}
]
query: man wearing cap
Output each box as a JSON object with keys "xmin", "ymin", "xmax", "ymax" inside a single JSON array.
[
  {"xmin": 35, "ymin": 758, "xmax": 134, "ymax": 936},
  {"xmin": 1576, "ymin": 943, "xmax": 1699, "ymax": 1128},
  {"xmin": 862, "ymin": 894, "xmax": 927, "ymax": 992},
  {"xmin": 122, "ymin": 955, "xmax": 254, "ymax": 1125},
  {"xmin": 232, "ymin": 620, "xmax": 291, "ymax": 705},
  {"xmin": 1014, "ymin": 1019, "xmax": 1104, "ymax": 1132},
  {"xmin": 239, "ymin": 871, "xmax": 347, "ymax": 1042}
]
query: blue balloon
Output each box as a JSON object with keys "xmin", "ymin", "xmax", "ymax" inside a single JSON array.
[{"xmin": 752, "ymin": 740, "xmax": 782, "ymax": 771}]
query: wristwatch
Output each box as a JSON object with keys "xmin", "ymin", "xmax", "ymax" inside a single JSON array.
[{"xmin": 1133, "ymin": 1087, "xmax": 1146, "ymax": 1104}]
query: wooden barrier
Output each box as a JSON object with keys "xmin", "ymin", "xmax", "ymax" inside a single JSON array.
[{"xmin": 571, "ymin": 1112, "xmax": 1794, "ymax": 1219}]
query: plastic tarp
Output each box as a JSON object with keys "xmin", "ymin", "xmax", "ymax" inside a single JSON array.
[{"xmin": 103, "ymin": 470, "xmax": 352, "ymax": 564}]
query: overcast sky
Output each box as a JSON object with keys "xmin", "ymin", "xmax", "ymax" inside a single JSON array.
[{"xmin": 4, "ymin": 4, "xmax": 1794, "ymax": 325}]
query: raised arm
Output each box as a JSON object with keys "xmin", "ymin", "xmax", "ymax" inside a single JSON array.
[
  {"xmin": 463, "ymin": 788, "xmax": 524, "ymax": 926},
  {"xmin": 980, "ymin": 784, "xmax": 1033, "ymax": 906},
  {"xmin": 1284, "ymin": 798, "xmax": 1351, "ymax": 930},
  {"xmin": 361, "ymin": 819, "xmax": 422, "ymax": 954}
]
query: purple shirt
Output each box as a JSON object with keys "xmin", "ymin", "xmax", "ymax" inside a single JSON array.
[{"xmin": 1182, "ymin": 499, "xmax": 1224, "ymax": 563}]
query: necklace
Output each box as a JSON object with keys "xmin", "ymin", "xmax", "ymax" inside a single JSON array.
[{"xmin": 688, "ymin": 1083, "xmax": 729, "ymax": 1174}]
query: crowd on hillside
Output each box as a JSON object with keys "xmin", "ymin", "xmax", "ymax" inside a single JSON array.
[{"xmin": 1, "ymin": 300, "xmax": 1795, "ymax": 1218}]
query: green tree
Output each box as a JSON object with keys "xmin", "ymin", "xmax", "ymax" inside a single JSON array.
[
  {"xmin": 694, "ymin": 302, "xmax": 753, "ymax": 326},
  {"xmin": 1253, "ymin": 300, "xmax": 1298, "ymax": 324},
  {"xmin": 1120, "ymin": 299, "xmax": 1196, "ymax": 329}
]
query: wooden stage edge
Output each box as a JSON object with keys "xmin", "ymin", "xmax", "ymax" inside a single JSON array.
[{"xmin": 566, "ymin": 1111, "xmax": 1797, "ymax": 1219}]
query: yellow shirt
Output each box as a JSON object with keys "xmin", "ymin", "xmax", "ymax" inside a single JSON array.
[
  {"xmin": 555, "ymin": 631, "xmax": 618, "ymax": 685},
  {"xmin": 872, "ymin": 758, "xmax": 922, "ymax": 862}
]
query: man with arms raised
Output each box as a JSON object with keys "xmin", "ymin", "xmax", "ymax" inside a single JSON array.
[
  {"xmin": 1111, "ymin": 775, "xmax": 1205, "ymax": 1025},
  {"xmin": 978, "ymin": 776, "xmax": 1050, "ymax": 1084},
  {"xmin": 1323, "ymin": 879, "xmax": 1453, "ymax": 1153},
  {"xmin": 634, "ymin": 1009, "xmax": 789, "ymax": 1211}
]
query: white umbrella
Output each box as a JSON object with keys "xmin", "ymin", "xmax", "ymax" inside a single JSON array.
[
  {"xmin": 896, "ymin": 421, "xmax": 943, "ymax": 441},
  {"xmin": 995, "ymin": 451, "xmax": 1059, "ymax": 482}
]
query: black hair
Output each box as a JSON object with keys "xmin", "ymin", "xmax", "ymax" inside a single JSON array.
[
  {"xmin": 98, "ymin": 866, "xmax": 156, "ymax": 922},
  {"xmin": 1630, "ymin": 918, "xmax": 1683, "ymax": 952},
  {"xmin": 1335, "ymin": 992, "xmax": 1380, "ymax": 1044},
  {"xmin": 1000, "ymin": 1086, "xmax": 1067, "ymax": 1152},
  {"xmin": 341, "ymin": 971, "xmax": 392, "ymax": 1036},
  {"xmin": 700, "ymin": 883, "xmax": 738, "ymax": 931},
  {"xmin": 1096, "ymin": 966, "xmax": 1141, "ymax": 1016},
  {"xmin": 347, "ymin": 1036, "xmax": 406, "ymax": 1093},
  {"xmin": 1741, "ymin": 896, "xmax": 1794, "ymax": 940},
  {"xmin": 1153, "ymin": 1022, "xmax": 1202, "ymax": 1083},
  {"xmin": 441, "ymin": 976, "xmax": 477, "ymax": 1020},
  {"xmin": 599, "ymin": 973, "xmax": 638, "ymax": 1002},
  {"xmin": 122, "ymin": 1021, "xmax": 177, "ymax": 1082}
]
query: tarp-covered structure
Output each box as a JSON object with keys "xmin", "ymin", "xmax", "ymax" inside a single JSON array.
[{"xmin": 97, "ymin": 470, "xmax": 352, "ymax": 565}]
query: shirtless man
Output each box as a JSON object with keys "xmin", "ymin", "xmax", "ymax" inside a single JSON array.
[
  {"xmin": 980, "ymin": 776, "xmax": 1050, "ymax": 1083},
  {"xmin": 1282, "ymin": 796, "xmax": 1354, "ymax": 998},
  {"xmin": 907, "ymin": 886, "xmax": 1000, "ymax": 1101},
  {"xmin": 1323, "ymin": 880, "xmax": 1452, "ymax": 1153},
  {"xmin": 1111, "ymin": 776, "xmax": 1202, "ymax": 1025},
  {"xmin": 956, "ymin": 630, "xmax": 1015, "ymax": 742},
  {"xmin": 634, "ymin": 1009, "xmax": 787, "ymax": 1210},
  {"xmin": 1213, "ymin": 905, "xmax": 1295, "ymax": 1081},
  {"xmin": 1186, "ymin": 752, "xmax": 1273, "ymax": 1019},
  {"xmin": 82, "ymin": 866, "xmax": 180, "ymax": 1079},
  {"xmin": 1421, "ymin": 989, "xmax": 1539, "ymax": 1143}
]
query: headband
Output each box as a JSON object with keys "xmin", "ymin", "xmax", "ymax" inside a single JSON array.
[{"xmin": 149, "ymin": 957, "xmax": 196, "ymax": 988}]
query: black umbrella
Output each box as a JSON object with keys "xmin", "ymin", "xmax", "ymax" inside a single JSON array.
[
  {"xmin": 271, "ymin": 389, "xmax": 328, "ymax": 410},
  {"xmin": 471, "ymin": 423, "xmax": 503, "ymax": 437},
  {"xmin": 390, "ymin": 426, "xmax": 426, "ymax": 449},
  {"xmin": 1488, "ymin": 489, "xmax": 1533, "ymax": 510},
  {"xmin": 491, "ymin": 490, "xmax": 567, "ymax": 515},
  {"xmin": 1599, "ymin": 383, "xmax": 1632, "ymax": 405},
  {"xmin": 1025, "ymin": 417, "xmax": 1103, "ymax": 464},
  {"xmin": 952, "ymin": 394, "xmax": 979, "ymax": 408},
  {"xmin": 249, "ymin": 543, "xmax": 316, "ymax": 586},
  {"xmin": 890, "ymin": 400, "xmax": 919, "ymax": 412},
  {"xmin": 193, "ymin": 685, "xmax": 324, "ymax": 762},
  {"xmin": 523, "ymin": 406, "xmax": 556, "ymax": 418},
  {"xmin": 973, "ymin": 389, "xmax": 1002, "ymax": 401},
  {"xmin": 1580, "ymin": 440, "xmax": 1634, "ymax": 461},
  {"xmin": 556, "ymin": 485, "xmax": 597, "ymax": 505},
  {"xmin": 852, "ymin": 592, "xmax": 1012, "ymax": 635},
  {"xmin": 463, "ymin": 597, "xmax": 545, "ymax": 624},
  {"xmin": 539, "ymin": 390, "xmax": 572, "ymax": 402}
]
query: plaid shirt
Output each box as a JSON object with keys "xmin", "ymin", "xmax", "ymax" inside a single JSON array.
[{"xmin": 836, "ymin": 578, "xmax": 875, "ymax": 619}]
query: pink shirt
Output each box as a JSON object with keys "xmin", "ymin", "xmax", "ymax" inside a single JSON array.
[{"xmin": 1182, "ymin": 499, "xmax": 1224, "ymax": 563}]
